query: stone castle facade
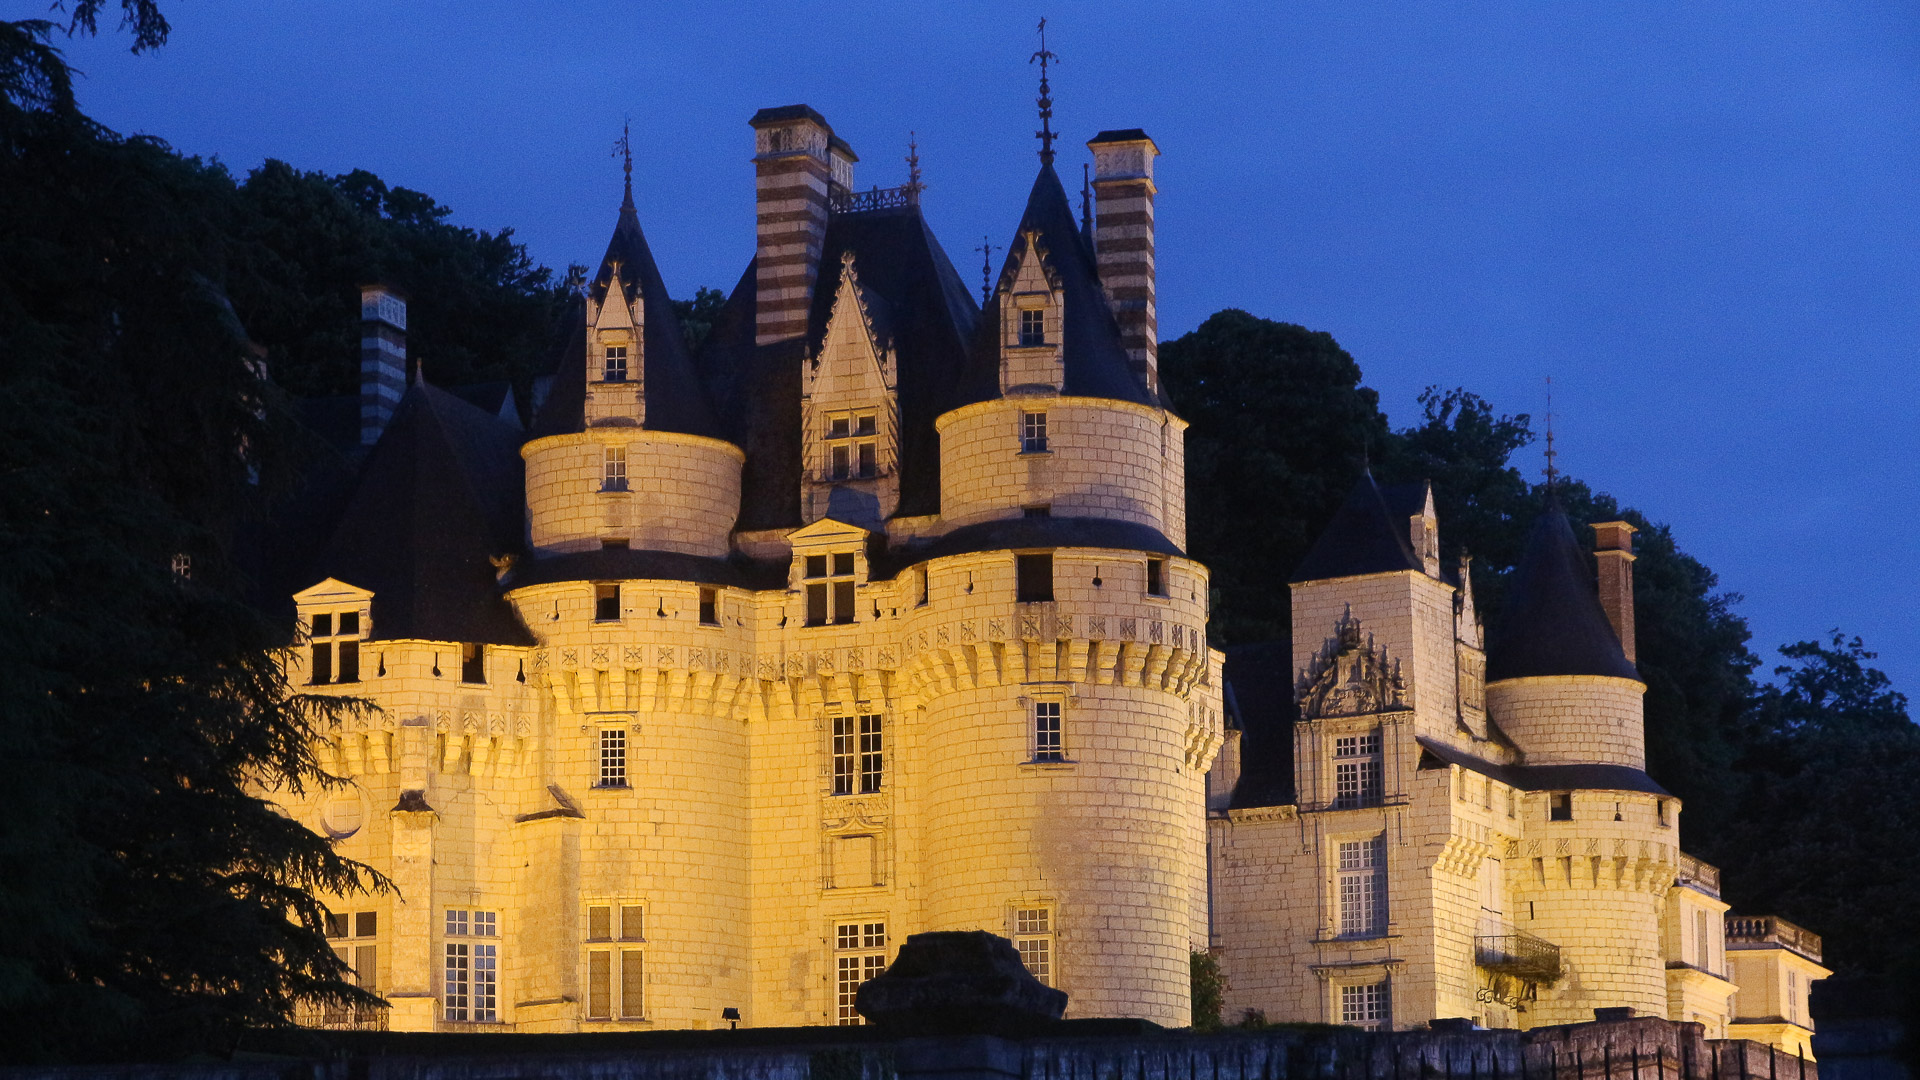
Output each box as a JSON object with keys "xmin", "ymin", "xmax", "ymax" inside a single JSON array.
[{"xmin": 274, "ymin": 102, "xmax": 1824, "ymax": 1050}]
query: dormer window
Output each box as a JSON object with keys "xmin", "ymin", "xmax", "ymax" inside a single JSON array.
[
  {"xmin": 603, "ymin": 345, "xmax": 628, "ymax": 383},
  {"xmin": 826, "ymin": 412, "xmax": 878, "ymax": 480},
  {"xmin": 1018, "ymin": 308, "xmax": 1046, "ymax": 347},
  {"xmin": 805, "ymin": 552, "xmax": 857, "ymax": 626},
  {"xmin": 308, "ymin": 610, "xmax": 363, "ymax": 685}
]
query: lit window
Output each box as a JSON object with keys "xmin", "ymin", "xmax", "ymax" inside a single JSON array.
[
  {"xmin": 603, "ymin": 344, "xmax": 628, "ymax": 382},
  {"xmin": 1033, "ymin": 700, "xmax": 1064, "ymax": 762},
  {"xmin": 1337, "ymin": 835, "xmax": 1386, "ymax": 938},
  {"xmin": 320, "ymin": 909, "xmax": 380, "ymax": 1022},
  {"xmin": 1018, "ymin": 308, "xmax": 1046, "ymax": 346},
  {"xmin": 834, "ymin": 922, "xmax": 888, "ymax": 1025},
  {"xmin": 1016, "ymin": 553, "xmax": 1053, "ymax": 603},
  {"xmin": 595, "ymin": 583, "xmax": 620, "ymax": 622},
  {"xmin": 308, "ymin": 610, "xmax": 363, "ymax": 685},
  {"xmin": 824, "ymin": 411, "xmax": 879, "ymax": 480},
  {"xmin": 599, "ymin": 728, "xmax": 627, "ymax": 788},
  {"xmin": 460, "ymin": 642, "xmax": 486, "ymax": 684},
  {"xmin": 1014, "ymin": 908, "xmax": 1054, "ymax": 986},
  {"xmin": 1021, "ymin": 411, "xmax": 1048, "ymax": 453},
  {"xmin": 699, "ymin": 587, "xmax": 719, "ymax": 626},
  {"xmin": 832, "ymin": 714, "xmax": 884, "ymax": 795},
  {"xmin": 804, "ymin": 551, "xmax": 858, "ymax": 626},
  {"xmin": 1333, "ymin": 731, "xmax": 1383, "ymax": 809},
  {"xmin": 171, "ymin": 553, "xmax": 191, "ymax": 580},
  {"xmin": 1146, "ymin": 558, "xmax": 1166, "ymax": 597},
  {"xmin": 602, "ymin": 445, "xmax": 627, "ymax": 491},
  {"xmin": 1341, "ymin": 981, "xmax": 1388, "ymax": 1031},
  {"xmin": 443, "ymin": 910, "xmax": 498, "ymax": 1022}
]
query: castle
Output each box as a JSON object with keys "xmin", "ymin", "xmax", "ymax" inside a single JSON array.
[{"xmin": 276, "ymin": 98, "xmax": 1825, "ymax": 1050}]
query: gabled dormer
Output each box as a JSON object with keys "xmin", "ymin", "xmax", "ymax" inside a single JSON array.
[
  {"xmin": 585, "ymin": 259, "xmax": 644, "ymax": 427},
  {"xmin": 997, "ymin": 229, "xmax": 1065, "ymax": 394},
  {"xmin": 803, "ymin": 252, "xmax": 900, "ymax": 528},
  {"xmin": 786, "ymin": 517, "xmax": 872, "ymax": 628}
]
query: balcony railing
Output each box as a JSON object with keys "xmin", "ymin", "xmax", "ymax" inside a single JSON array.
[
  {"xmin": 1475, "ymin": 930, "xmax": 1564, "ymax": 984},
  {"xmin": 1677, "ymin": 851, "xmax": 1722, "ymax": 897},
  {"xmin": 296, "ymin": 1002, "xmax": 390, "ymax": 1031},
  {"xmin": 1726, "ymin": 915, "xmax": 1822, "ymax": 962},
  {"xmin": 830, "ymin": 185, "xmax": 917, "ymax": 215}
]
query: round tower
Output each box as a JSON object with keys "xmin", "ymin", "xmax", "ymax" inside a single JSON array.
[{"xmin": 1486, "ymin": 505, "xmax": 1673, "ymax": 1026}]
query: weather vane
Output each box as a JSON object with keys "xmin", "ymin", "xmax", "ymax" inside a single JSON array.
[
  {"xmin": 904, "ymin": 131, "xmax": 925, "ymax": 203},
  {"xmin": 976, "ymin": 235, "xmax": 1001, "ymax": 304},
  {"xmin": 613, "ymin": 118, "xmax": 633, "ymax": 206},
  {"xmin": 1030, "ymin": 17, "xmax": 1059, "ymax": 165},
  {"xmin": 1543, "ymin": 375, "xmax": 1558, "ymax": 491}
]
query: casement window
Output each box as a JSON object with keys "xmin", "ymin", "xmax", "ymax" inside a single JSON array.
[
  {"xmin": 832, "ymin": 715, "xmax": 884, "ymax": 795},
  {"xmin": 699, "ymin": 587, "xmax": 719, "ymax": 626},
  {"xmin": 602, "ymin": 445, "xmax": 628, "ymax": 491},
  {"xmin": 586, "ymin": 903, "xmax": 645, "ymax": 1021},
  {"xmin": 308, "ymin": 610, "xmax": 363, "ymax": 685},
  {"xmin": 1018, "ymin": 308, "xmax": 1046, "ymax": 347},
  {"xmin": 1032, "ymin": 699, "xmax": 1065, "ymax": 762},
  {"xmin": 1021, "ymin": 411, "xmax": 1048, "ymax": 453},
  {"xmin": 460, "ymin": 642, "xmax": 486, "ymax": 684},
  {"xmin": 598, "ymin": 728, "xmax": 628, "ymax": 788},
  {"xmin": 804, "ymin": 552, "xmax": 858, "ymax": 626},
  {"xmin": 1146, "ymin": 558, "xmax": 1167, "ymax": 597},
  {"xmin": 1013, "ymin": 908, "xmax": 1055, "ymax": 987},
  {"xmin": 1692, "ymin": 909, "xmax": 1712, "ymax": 971},
  {"xmin": 443, "ymin": 909, "xmax": 498, "ymax": 1022},
  {"xmin": 1549, "ymin": 792, "xmax": 1573, "ymax": 821},
  {"xmin": 1340, "ymin": 981, "xmax": 1389, "ymax": 1031},
  {"xmin": 595, "ymin": 583, "xmax": 621, "ymax": 622},
  {"xmin": 834, "ymin": 922, "xmax": 888, "ymax": 1025},
  {"xmin": 1015, "ymin": 553, "xmax": 1053, "ymax": 602},
  {"xmin": 1333, "ymin": 731, "xmax": 1383, "ymax": 809},
  {"xmin": 825, "ymin": 412, "xmax": 879, "ymax": 480},
  {"xmin": 323, "ymin": 910, "xmax": 379, "ymax": 994},
  {"xmin": 1337, "ymin": 835, "xmax": 1387, "ymax": 938},
  {"xmin": 603, "ymin": 344, "xmax": 628, "ymax": 382}
]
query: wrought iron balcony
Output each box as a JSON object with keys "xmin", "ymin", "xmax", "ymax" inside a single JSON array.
[
  {"xmin": 1474, "ymin": 930, "xmax": 1563, "ymax": 984},
  {"xmin": 1726, "ymin": 915, "xmax": 1822, "ymax": 963},
  {"xmin": 830, "ymin": 184, "xmax": 917, "ymax": 215},
  {"xmin": 296, "ymin": 1002, "xmax": 390, "ymax": 1031}
]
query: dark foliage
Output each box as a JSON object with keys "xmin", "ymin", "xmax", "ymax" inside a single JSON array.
[
  {"xmin": 0, "ymin": 21, "xmax": 382, "ymax": 1063},
  {"xmin": 673, "ymin": 286, "xmax": 727, "ymax": 357}
]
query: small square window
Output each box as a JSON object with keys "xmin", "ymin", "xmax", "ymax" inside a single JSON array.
[
  {"xmin": 312, "ymin": 613, "xmax": 333, "ymax": 637},
  {"xmin": 588, "ymin": 905, "xmax": 611, "ymax": 941},
  {"xmin": 595, "ymin": 583, "xmax": 621, "ymax": 622},
  {"xmin": 833, "ymin": 552, "xmax": 856, "ymax": 576},
  {"xmin": 338, "ymin": 612, "xmax": 359, "ymax": 635},
  {"xmin": 855, "ymin": 414, "xmax": 876, "ymax": 437},
  {"xmin": 460, "ymin": 642, "xmax": 486, "ymax": 684},
  {"xmin": 1023, "ymin": 505, "xmax": 1050, "ymax": 519},
  {"xmin": 699, "ymin": 587, "xmax": 718, "ymax": 626},
  {"xmin": 1550, "ymin": 792, "xmax": 1573, "ymax": 821},
  {"xmin": 828, "ymin": 417, "xmax": 850, "ymax": 439},
  {"xmin": 325, "ymin": 912, "xmax": 349, "ymax": 938},
  {"xmin": 620, "ymin": 905, "xmax": 644, "ymax": 940},
  {"xmin": 355, "ymin": 911, "xmax": 378, "ymax": 937},
  {"xmin": 1146, "ymin": 558, "xmax": 1166, "ymax": 596},
  {"xmin": 1016, "ymin": 553, "xmax": 1053, "ymax": 603},
  {"xmin": 1019, "ymin": 308, "xmax": 1046, "ymax": 347},
  {"xmin": 805, "ymin": 555, "xmax": 828, "ymax": 579}
]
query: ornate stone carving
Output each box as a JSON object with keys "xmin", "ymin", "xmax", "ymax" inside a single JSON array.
[{"xmin": 1295, "ymin": 608, "xmax": 1408, "ymax": 720}]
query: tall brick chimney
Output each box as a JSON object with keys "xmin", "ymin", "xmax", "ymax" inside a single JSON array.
[
  {"xmin": 749, "ymin": 105, "xmax": 853, "ymax": 347},
  {"xmin": 1087, "ymin": 129, "xmax": 1160, "ymax": 397},
  {"xmin": 1592, "ymin": 520, "xmax": 1637, "ymax": 663},
  {"xmin": 359, "ymin": 284, "xmax": 407, "ymax": 446}
]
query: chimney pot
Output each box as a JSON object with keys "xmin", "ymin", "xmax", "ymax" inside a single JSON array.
[
  {"xmin": 1591, "ymin": 520, "xmax": 1638, "ymax": 663},
  {"xmin": 359, "ymin": 284, "xmax": 407, "ymax": 447},
  {"xmin": 1088, "ymin": 130, "xmax": 1160, "ymax": 397},
  {"xmin": 750, "ymin": 105, "xmax": 844, "ymax": 348}
]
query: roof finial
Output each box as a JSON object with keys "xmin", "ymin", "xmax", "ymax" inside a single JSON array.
[
  {"xmin": 976, "ymin": 235, "xmax": 1001, "ymax": 305},
  {"xmin": 904, "ymin": 131, "xmax": 925, "ymax": 203},
  {"xmin": 1080, "ymin": 162, "xmax": 1093, "ymax": 238},
  {"xmin": 613, "ymin": 117, "xmax": 633, "ymax": 209},
  {"xmin": 1030, "ymin": 17, "xmax": 1059, "ymax": 165},
  {"xmin": 1543, "ymin": 375, "xmax": 1559, "ymax": 493}
]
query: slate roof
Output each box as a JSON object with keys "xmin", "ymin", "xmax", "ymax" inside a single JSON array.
[
  {"xmin": 1415, "ymin": 736, "xmax": 1670, "ymax": 796},
  {"xmin": 1289, "ymin": 472, "xmax": 1424, "ymax": 584},
  {"xmin": 949, "ymin": 163, "xmax": 1158, "ymax": 411},
  {"xmin": 875, "ymin": 516, "xmax": 1182, "ymax": 580},
  {"xmin": 1221, "ymin": 642, "xmax": 1298, "ymax": 809},
  {"xmin": 1484, "ymin": 503, "xmax": 1639, "ymax": 682},
  {"xmin": 528, "ymin": 192, "xmax": 722, "ymax": 442},
  {"xmin": 505, "ymin": 547, "xmax": 786, "ymax": 593},
  {"xmin": 308, "ymin": 382, "xmax": 534, "ymax": 646}
]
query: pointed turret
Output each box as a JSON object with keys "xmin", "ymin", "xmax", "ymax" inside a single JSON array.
[
  {"xmin": 1289, "ymin": 472, "xmax": 1425, "ymax": 584},
  {"xmin": 1485, "ymin": 503, "xmax": 1639, "ymax": 682}
]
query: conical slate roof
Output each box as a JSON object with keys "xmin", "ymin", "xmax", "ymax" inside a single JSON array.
[
  {"xmin": 1290, "ymin": 472, "xmax": 1425, "ymax": 583},
  {"xmin": 312, "ymin": 382, "xmax": 534, "ymax": 646},
  {"xmin": 529, "ymin": 192, "xmax": 722, "ymax": 441},
  {"xmin": 950, "ymin": 162, "xmax": 1156, "ymax": 409},
  {"xmin": 1485, "ymin": 503, "xmax": 1638, "ymax": 682}
]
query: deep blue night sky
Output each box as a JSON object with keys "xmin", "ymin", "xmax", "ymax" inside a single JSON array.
[{"xmin": 26, "ymin": 1, "xmax": 1918, "ymax": 692}]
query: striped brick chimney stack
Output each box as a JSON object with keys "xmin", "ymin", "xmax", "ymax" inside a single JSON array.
[
  {"xmin": 359, "ymin": 284, "xmax": 407, "ymax": 446},
  {"xmin": 1087, "ymin": 129, "xmax": 1160, "ymax": 396},
  {"xmin": 749, "ymin": 105, "xmax": 856, "ymax": 347},
  {"xmin": 1592, "ymin": 520, "xmax": 1638, "ymax": 663}
]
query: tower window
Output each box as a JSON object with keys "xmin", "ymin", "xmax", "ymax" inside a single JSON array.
[
  {"xmin": 442, "ymin": 909, "xmax": 498, "ymax": 1023},
  {"xmin": 308, "ymin": 609, "xmax": 363, "ymax": 685},
  {"xmin": 1333, "ymin": 731, "xmax": 1383, "ymax": 809},
  {"xmin": 825, "ymin": 411, "xmax": 879, "ymax": 480},
  {"xmin": 1018, "ymin": 308, "xmax": 1046, "ymax": 346},
  {"xmin": 916, "ymin": 564, "xmax": 929, "ymax": 606},
  {"xmin": 834, "ymin": 922, "xmax": 888, "ymax": 1025},
  {"xmin": 460, "ymin": 642, "xmax": 486, "ymax": 684},
  {"xmin": 1032, "ymin": 699, "xmax": 1064, "ymax": 762},
  {"xmin": 832, "ymin": 714, "xmax": 884, "ymax": 795},
  {"xmin": 595, "ymin": 583, "xmax": 621, "ymax": 622},
  {"xmin": 603, "ymin": 345, "xmax": 628, "ymax": 382},
  {"xmin": 1337, "ymin": 835, "xmax": 1386, "ymax": 938},
  {"xmin": 598, "ymin": 728, "xmax": 628, "ymax": 788},
  {"xmin": 699, "ymin": 587, "xmax": 719, "ymax": 626},
  {"xmin": 1340, "ymin": 981, "xmax": 1389, "ymax": 1031},
  {"xmin": 602, "ymin": 445, "xmax": 627, "ymax": 491},
  {"xmin": 804, "ymin": 551, "xmax": 858, "ymax": 626},
  {"xmin": 1021, "ymin": 411, "xmax": 1048, "ymax": 453},
  {"xmin": 1016, "ymin": 553, "xmax": 1053, "ymax": 603},
  {"xmin": 1549, "ymin": 792, "xmax": 1573, "ymax": 821},
  {"xmin": 1146, "ymin": 558, "xmax": 1167, "ymax": 597},
  {"xmin": 1013, "ymin": 908, "xmax": 1054, "ymax": 986}
]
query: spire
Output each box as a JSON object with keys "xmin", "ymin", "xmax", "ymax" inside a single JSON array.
[
  {"xmin": 1030, "ymin": 17, "xmax": 1059, "ymax": 165},
  {"xmin": 1079, "ymin": 162, "xmax": 1093, "ymax": 244},
  {"xmin": 613, "ymin": 118, "xmax": 634, "ymax": 210},
  {"xmin": 904, "ymin": 132, "xmax": 925, "ymax": 203},
  {"xmin": 976, "ymin": 235, "xmax": 1000, "ymax": 305},
  {"xmin": 1543, "ymin": 375, "xmax": 1558, "ymax": 492}
]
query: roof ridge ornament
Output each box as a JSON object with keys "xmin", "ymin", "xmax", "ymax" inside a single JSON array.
[
  {"xmin": 1543, "ymin": 375, "xmax": 1558, "ymax": 494},
  {"xmin": 613, "ymin": 117, "xmax": 634, "ymax": 209},
  {"xmin": 904, "ymin": 132, "xmax": 925, "ymax": 202},
  {"xmin": 975, "ymin": 235, "xmax": 1001, "ymax": 305},
  {"xmin": 1030, "ymin": 17, "xmax": 1059, "ymax": 165}
]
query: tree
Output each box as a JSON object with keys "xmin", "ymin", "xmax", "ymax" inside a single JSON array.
[
  {"xmin": 673, "ymin": 285, "xmax": 727, "ymax": 356},
  {"xmin": 0, "ymin": 21, "xmax": 382, "ymax": 1062}
]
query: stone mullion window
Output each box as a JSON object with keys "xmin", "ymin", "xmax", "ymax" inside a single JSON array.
[
  {"xmin": 804, "ymin": 552, "xmax": 858, "ymax": 626},
  {"xmin": 833, "ymin": 921, "xmax": 888, "ymax": 1025},
  {"xmin": 308, "ymin": 609, "xmax": 363, "ymax": 685},
  {"xmin": 1332, "ymin": 730, "xmax": 1383, "ymax": 809}
]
